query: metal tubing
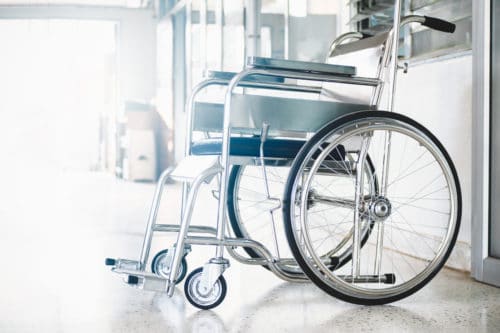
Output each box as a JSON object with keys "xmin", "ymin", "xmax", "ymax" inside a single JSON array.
[
  {"xmin": 182, "ymin": 79, "xmax": 228, "ymax": 218},
  {"xmin": 372, "ymin": 6, "xmax": 418, "ymax": 276},
  {"xmin": 218, "ymin": 66, "xmax": 381, "ymax": 268},
  {"xmin": 185, "ymin": 78, "xmax": 233, "ymax": 156},
  {"xmin": 184, "ymin": 68, "xmax": 377, "ymax": 165},
  {"xmin": 326, "ymin": 32, "xmax": 363, "ymax": 59},
  {"xmin": 139, "ymin": 168, "xmax": 173, "ymax": 269},
  {"xmin": 226, "ymin": 247, "xmax": 269, "ymax": 266},
  {"xmin": 183, "ymin": 72, "xmax": 333, "ymax": 260},
  {"xmin": 313, "ymin": 194, "xmax": 357, "ymax": 210},
  {"xmin": 338, "ymin": 275, "xmax": 391, "ymax": 284},
  {"xmin": 181, "ymin": 76, "xmax": 321, "ymax": 218},
  {"xmin": 352, "ymin": 136, "xmax": 371, "ymax": 277},
  {"xmin": 153, "ymin": 224, "xmax": 217, "ymax": 235},
  {"xmin": 401, "ymin": 15, "xmax": 425, "ymax": 26},
  {"xmin": 225, "ymin": 247, "xmax": 305, "ymax": 279},
  {"xmin": 225, "ymin": 245, "xmax": 301, "ymax": 273},
  {"xmin": 372, "ymin": 15, "xmax": 427, "ymax": 109},
  {"xmin": 184, "ymin": 78, "xmax": 327, "ymax": 160},
  {"xmin": 388, "ymin": 0, "xmax": 403, "ymax": 112},
  {"xmin": 374, "ymin": 220, "xmax": 385, "ymax": 276},
  {"xmin": 370, "ymin": 33, "xmax": 391, "ymax": 108},
  {"xmin": 167, "ymin": 166, "xmax": 221, "ymax": 296},
  {"xmin": 375, "ymin": 130, "xmax": 392, "ymax": 277},
  {"xmin": 217, "ymin": 69, "xmax": 266, "ymax": 260},
  {"xmin": 185, "ymin": 236, "xmax": 308, "ymax": 282},
  {"xmin": 259, "ymin": 122, "xmax": 281, "ymax": 258},
  {"xmin": 379, "ymin": 130, "xmax": 392, "ymax": 197}
]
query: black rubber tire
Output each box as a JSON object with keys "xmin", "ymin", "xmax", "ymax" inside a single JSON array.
[
  {"xmin": 283, "ymin": 111, "xmax": 462, "ymax": 305},
  {"xmin": 184, "ymin": 267, "xmax": 227, "ymax": 310},
  {"xmin": 228, "ymin": 160, "xmax": 378, "ymax": 272},
  {"xmin": 151, "ymin": 249, "xmax": 188, "ymax": 284}
]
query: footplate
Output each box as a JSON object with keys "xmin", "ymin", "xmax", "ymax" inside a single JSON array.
[
  {"xmin": 105, "ymin": 258, "xmax": 172, "ymax": 292},
  {"xmin": 105, "ymin": 258, "xmax": 141, "ymax": 270},
  {"xmin": 114, "ymin": 268, "xmax": 171, "ymax": 292}
]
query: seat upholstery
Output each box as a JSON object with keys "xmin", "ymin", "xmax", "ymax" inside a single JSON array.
[
  {"xmin": 191, "ymin": 137, "xmax": 345, "ymax": 161},
  {"xmin": 191, "ymin": 137, "xmax": 305, "ymax": 159}
]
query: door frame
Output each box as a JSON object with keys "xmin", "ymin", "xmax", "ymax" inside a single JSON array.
[{"xmin": 472, "ymin": 0, "xmax": 500, "ymax": 286}]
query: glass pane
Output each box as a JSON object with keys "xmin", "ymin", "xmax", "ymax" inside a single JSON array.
[
  {"xmin": 262, "ymin": 0, "xmax": 285, "ymax": 14},
  {"xmin": 222, "ymin": 0, "xmax": 244, "ymax": 71},
  {"xmin": 410, "ymin": 16, "xmax": 471, "ymax": 58},
  {"xmin": 350, "ymin": 0, "xmax": 472, "ymax": 58},
  {"xmin": 288, "ymin": 14, "xmax": 338, "ymax": 62},
  {"xmin": 410, "ymin": 0, "xmax": 472, "ymax": 58},
  {"xmin": 0, "ymin": 0, "xmax": 141, "ymax": 6}
]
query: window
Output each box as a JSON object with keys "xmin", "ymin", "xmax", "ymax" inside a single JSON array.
[{"xmin": 349, "ymin": 0, "xmax": 472, "ymax": 59}]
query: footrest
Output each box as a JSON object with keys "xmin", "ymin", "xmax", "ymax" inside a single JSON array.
[
  {"xmin": 111, "ymin": 267, "xmax": 171, "ymax": 292},
  {"xmin": 104, "ymin": 258, "xmax": 140, "ymax": 270},
  {"xmin": 105, "ymin": 258, "xmax": 116, "ymax": 266}
]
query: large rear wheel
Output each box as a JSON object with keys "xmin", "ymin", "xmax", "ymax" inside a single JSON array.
[{"xmin": 283, "ymin": 111, "xmax": 461, "ymax": 305}]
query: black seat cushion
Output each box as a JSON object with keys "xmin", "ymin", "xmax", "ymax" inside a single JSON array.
[{"xmin": 191, "ymin": 137, "xmax": 345, "ymax": 160}]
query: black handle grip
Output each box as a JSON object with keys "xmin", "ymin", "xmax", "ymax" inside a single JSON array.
[{"xmin": 423, "ymin": 16, "xmax": 456, "ymax": 33}]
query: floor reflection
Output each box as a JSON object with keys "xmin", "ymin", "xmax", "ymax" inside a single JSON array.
[
  {"xmin": 1, "ymin": 172, "xmax": 498, "ymax": 332},
  {"xmin": 186, "ymin": 311, "xmax": 227, "ymax": 333},
  {"xmin": 147, "ymin": 270, "xmax": 500, "ymax": 333}
]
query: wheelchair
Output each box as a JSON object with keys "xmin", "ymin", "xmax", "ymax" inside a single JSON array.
[{"xmin": 106, "ymin": 8, "xmax": 462, "ymax": 309}]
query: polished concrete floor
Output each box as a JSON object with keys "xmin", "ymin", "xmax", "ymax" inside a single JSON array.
[{"xmin": 0, "ymin": 171, "xmax": 499, "ymax": 332}]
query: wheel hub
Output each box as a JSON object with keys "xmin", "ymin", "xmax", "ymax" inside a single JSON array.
[{"xmin": 369, "ymin": 197, "xmax": 392, "ymax": 221}]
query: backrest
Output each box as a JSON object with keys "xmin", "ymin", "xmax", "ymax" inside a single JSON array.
[{"xmin": 319, "ymin": 32, "xmax": 390, "ymax": 107}]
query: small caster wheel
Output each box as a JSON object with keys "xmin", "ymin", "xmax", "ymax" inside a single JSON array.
[
  {"xmin": 184, "ymin": 267, "xmax": 227, "ymax": 310},
  {"xmin": 151, "ymin": 249, "xmax": 188, "ymax": 284}
]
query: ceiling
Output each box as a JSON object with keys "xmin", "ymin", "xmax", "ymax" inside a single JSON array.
[{"xmin": 0, "ymin": 0, "xmax": 148, "ymax": 8}]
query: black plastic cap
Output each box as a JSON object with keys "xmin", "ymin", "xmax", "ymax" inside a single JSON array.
[
  {"xmin": 127, "ymin": 275, "xmax": 139, "ymax": 285},
  {"xmin": 329, "ymin": 257, "xmax": 340, "ymax": 271},
  {"xmin": 385, "ymin": 273, "xmax": 396, "ymax": 285},
  {"xmin": 105, "ymin": 258, "xmax": 116, "ymax": 266},
  {"xmin": 423, "ymin": 16, "xmax": 456, "ymax": 34}
]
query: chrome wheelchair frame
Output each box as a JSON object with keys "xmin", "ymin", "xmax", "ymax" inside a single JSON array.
[{"xmin": 106, "ymin": 3, "xmax": 462, "ymax": 309}]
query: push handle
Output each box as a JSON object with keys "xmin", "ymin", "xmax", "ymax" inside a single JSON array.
[{"xmin": 422, "ymin": 16, "xmax": 456, "ymax": 33}]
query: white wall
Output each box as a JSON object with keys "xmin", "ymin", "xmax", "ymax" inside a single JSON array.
[
  {"xmin": 395, "ymin": 54, "xmax": 472, "ymax": 271},
  {"xmin": 0, "ymin": 6, "xmax": 157, "ymax": 107},
  {"xmin": 117, "ymin": 9, "xmax": 157, "ymax": 104}
]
